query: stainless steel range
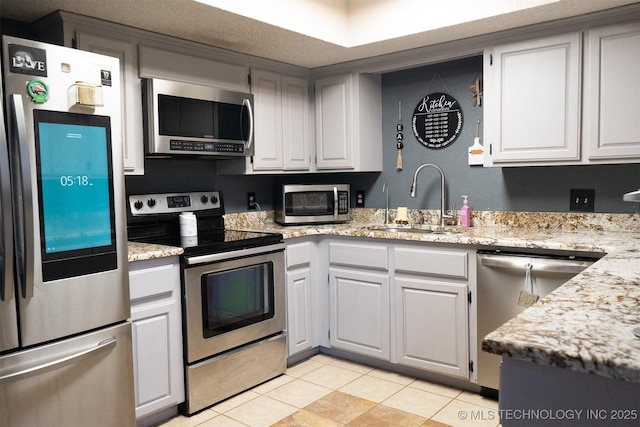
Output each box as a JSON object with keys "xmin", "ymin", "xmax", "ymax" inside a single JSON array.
[{"xmin": 127, "ymin": 190, "xmax": 286, "ymax": 415}]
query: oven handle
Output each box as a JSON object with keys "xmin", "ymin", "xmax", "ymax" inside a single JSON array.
[{"xmin": 185, "ymin": 243, "xmax": 285, "ymax": 266}]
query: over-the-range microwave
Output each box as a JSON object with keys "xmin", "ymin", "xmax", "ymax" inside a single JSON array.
[
  {"xmin": 142, "ymin": 78, "xmax": 254, "ymax": 157},
  {"xmin": 275, "ymin": 184, "xmax": 350, "ymax": 225}
]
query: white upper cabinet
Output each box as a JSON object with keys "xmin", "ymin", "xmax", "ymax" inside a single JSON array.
[
  {"xmin": 216, "ymin": 69, "xmax": 312, "ymax": 174},
  {"xmin": 314, "ymin": 73, "xmax": 382, "ymax": 172},
  {"xmin": 251, "ymin": 69, "xmax": 284, "ymax": 170},
  {"xmin": 483, "ymin": 33, "xmax": 582, "ymax": 166},
  {"xmin": 138, "ymin": 46, "xmax": 248, "ymax": 92},
  {"xmin": 484, "ymin": 23, "xmax": 640, "ymax": 167},
  {"xmin": 315, "ymin": 74, "xmax": 353, "ymax": 169},
  {"xmin": 583, "ymin": 23, "xmax": 640, "ymax": 162},
  {"xmin": 75, "ymin": 30, "xmax": 145, "ymax": 175},
  {"xmin": 282, "ymin": 75, "xmax": 312, "ymax": 170}
]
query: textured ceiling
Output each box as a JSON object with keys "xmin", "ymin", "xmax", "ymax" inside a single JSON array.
[{"xmin": 1, "ymin": 0, "xmax": 638, "ymax": 68}]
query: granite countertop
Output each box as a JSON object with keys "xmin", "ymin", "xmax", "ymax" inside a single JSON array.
[
  {"xmin": 127, "ymin": 210, "xmax": 640, "ymax": 383},
  {"xmin": 224, "ymin": 209, "xmax": 640, "ymax": 384},
  {"xmin": 127, "ymin": 241, "xmax": 183, "ymax": 262}
]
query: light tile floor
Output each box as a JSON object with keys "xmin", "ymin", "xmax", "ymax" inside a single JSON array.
[{"xmin": 159, "ymin": 354, "xmax": 500, "ymax": 427}]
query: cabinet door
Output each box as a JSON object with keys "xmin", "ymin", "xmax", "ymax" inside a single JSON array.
[
  {"xmin": 286, "ymin": 267, "xmax": 313, "ymax": 356},
  {"xmin": 129, "ymin": 258, "xmax": 184, "ymax": 419},
  {"xmin": 131, "ymin": 300, "xmax": 183, "ymax": 418},
  {"xmin": 76, "ymin": 31, "xmax": 144, "ymax": 175},
  {"xmin": 394, "ymin": 277, "xmax": 469, "ymax": 379},
  {"xmin": 251, "ymin": 69, "xmax": 284, "ymax": 170},
  {"xmin": 484, "ymin": 33, "xmax": 581, "ymax": 165},
  {"xmin": 584, "ymin": 23, "xmax": 640, "ymax": 161},
  {"xmin": 315, "ymin": 74, "xmax": 354, "ymax": 170},
  {"xmin": 329, "ymin": 267, "xmax": 389, "ymax": 359},
  {"xmin": 282, "ymin": 75, "xmax": 311, "ymax": 170}
]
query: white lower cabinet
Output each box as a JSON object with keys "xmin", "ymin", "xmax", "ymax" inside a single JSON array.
[
  {"xmin": 393, "ymin": 277, "xmax": 469, "ymax": 378},
  {"xmin": 285, "ymin": 237, "xmax": 329, "ymax": 357},
  {"xmin": 286, "ymin": 239, "xmax": 315, "ymax": 356},
  {"xmin": 128, "ymin": 257, "xmax": 184, "ymax": 421},
  {"xmin": 328, "ymin": 240, "xmax": 390, "ymax": 359},
  {"xmin": 392, "ymin": 245, "xmax": 471, "ymax": 379},
  {"xmin": 329, "ymin": 267, "xmax": 390, "ymax": 359},
  {"xmin": 287, "ymin": 268, "xmax": 313, "ymax": 355},
  {"xmin": 323, "ymin": 238, "xmax": 473, "ymax": 380}
]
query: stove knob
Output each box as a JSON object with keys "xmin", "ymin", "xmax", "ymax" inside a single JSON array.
[
  {"xmin": 200, "ymin": 195, "xmax": 209, "ymax": 204},
  {"xmin": 147, "ymin": 198, "xmax": 156, "ymax": 208},
  {"xmin": 134, "ymin": 200, "xmax": 143, "ymax": 210},
  {"xmin": 210, "ymin": 195, "xmax": 219, "ymax": 204}
]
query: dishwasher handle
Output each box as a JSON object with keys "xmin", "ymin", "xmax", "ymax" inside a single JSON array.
[{"xmin": 479, "ymin": 254, "xmax": 594, "ymax": 274}]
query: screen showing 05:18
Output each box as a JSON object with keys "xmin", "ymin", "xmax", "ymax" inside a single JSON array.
[{"xmin": 37, "ymin": 120, "xmax": 113, "ymax": 254}]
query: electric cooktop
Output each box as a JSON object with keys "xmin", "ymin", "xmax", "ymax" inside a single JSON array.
[{"xmin": 126, "ymin": 190, "xmax": 283, "ymax": 256}]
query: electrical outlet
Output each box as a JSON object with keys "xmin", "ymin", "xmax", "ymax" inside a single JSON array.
[
  {"xmin": 569, "ymin": 189, "xmax": 595, "ymax": 212},
  {"xmin": 247, "ymin": 192, "xmax": 256, "ymax": 210},
  {"xmin": 355, "ymin": 190, "xmax": 365, "ymax": 207}
]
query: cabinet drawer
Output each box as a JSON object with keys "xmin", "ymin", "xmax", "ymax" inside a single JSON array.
[
  {"xmin": 286, "ymin": 241, "xmax": 312, "ymax": 269},
  {"xmin": 329, "ymin": 242, "xmax": 388, "ymax": 270},
  {"xmin": 129, "ymin": 258, "xmax": 179, "ymax": 300},
  {"xmin": 394, "ymin": 247, "xmax": 467, "ymax": 279}
]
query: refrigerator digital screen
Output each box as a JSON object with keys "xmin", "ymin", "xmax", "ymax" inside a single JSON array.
[{"xmin": 34, "ymin": 110, "xmax": 116, "ymax": 280}]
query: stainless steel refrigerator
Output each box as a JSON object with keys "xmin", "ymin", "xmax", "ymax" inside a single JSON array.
[{"xmin": 0, "ymin": 36, "xmax": 135, "ymax": 426}]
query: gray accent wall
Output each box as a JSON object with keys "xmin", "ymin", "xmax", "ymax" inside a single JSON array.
[
  {"xmin": 375, "ymin": 56, "xmax": 639, "ymax": 214},
  {"xmin": 126, "ymin": 56, "xmax": 640, "ymax": 214}
]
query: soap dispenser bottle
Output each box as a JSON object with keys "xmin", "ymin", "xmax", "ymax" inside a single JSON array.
[{"xmin": 460, "ymin": 196, "xmax": 471, "ymax": 228}]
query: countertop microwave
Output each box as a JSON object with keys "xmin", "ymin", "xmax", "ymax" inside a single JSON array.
[
  {"xmin": 143, "ymin": 78, "xmax": 254, "ymax": 157},
  {"xmin": 275, "ymin": 184, "xmax": 350, "ymax": 225}
]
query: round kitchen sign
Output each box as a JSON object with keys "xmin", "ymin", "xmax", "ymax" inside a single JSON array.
[{"xmin": 411, "ymin": 92, "xmax": 463, "ymax": 149}]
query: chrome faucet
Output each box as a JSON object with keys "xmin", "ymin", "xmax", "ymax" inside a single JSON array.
[
  {"xmin": 382, "ymin": 183, "xmax": 390, "ymax": 224},
  {"xmin": 409, "ymin": 163, "xmax": 452, "ymax": 227}
]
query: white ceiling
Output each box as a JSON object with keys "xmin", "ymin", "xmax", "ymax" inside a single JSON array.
[{"xmin": 1, "ymin": 0, "xmax": 638, "ymax": 68}]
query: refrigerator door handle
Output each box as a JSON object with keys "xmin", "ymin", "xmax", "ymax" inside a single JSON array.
[
  {"xmin": 9, "ymin": 94, "xmax": 35, "ymax": 298},
  {"xmin": 0, "ymin": 336, "xmax": 116, "ymax": 384},
  {"xmin": 0, "ymin": 97, "xmax": 12, "ymax": 301}
]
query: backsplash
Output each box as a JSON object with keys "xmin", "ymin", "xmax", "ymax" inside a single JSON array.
[{"xmin": 225, "ymin": 209, "xmax": 639, "ymax": 233}]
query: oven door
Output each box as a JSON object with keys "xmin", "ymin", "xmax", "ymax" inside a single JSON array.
[{"xmin": 183, "ymin": 246, "xmax": 285, "ymax": 363}]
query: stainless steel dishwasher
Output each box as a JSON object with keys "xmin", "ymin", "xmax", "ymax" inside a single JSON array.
[{"xmin": 476, "ymin": 250, "xmax": 600, "ymax": 391}]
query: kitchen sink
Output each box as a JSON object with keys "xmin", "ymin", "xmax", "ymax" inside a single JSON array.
[{"xmin": 367, "ymin": 225, "xmax": 461, "ymax": 235}]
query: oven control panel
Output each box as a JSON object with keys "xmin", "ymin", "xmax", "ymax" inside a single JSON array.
[{"xmin": 129, "ymin": 191, "xmax": 222, "ymax": 215}]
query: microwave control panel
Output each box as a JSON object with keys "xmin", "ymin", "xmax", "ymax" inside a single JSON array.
[
  {"xmin": 338, "ymin": 191, "xmax": 349, "ymax": 214},
  {"xmin": 169, "ymin": 140, "xmax": 245, "ymax": 154}
]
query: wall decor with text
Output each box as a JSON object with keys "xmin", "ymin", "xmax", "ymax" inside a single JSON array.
[{"xmin": 411, "ymin": 73, "xmax": 463, "ymax": 149}]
